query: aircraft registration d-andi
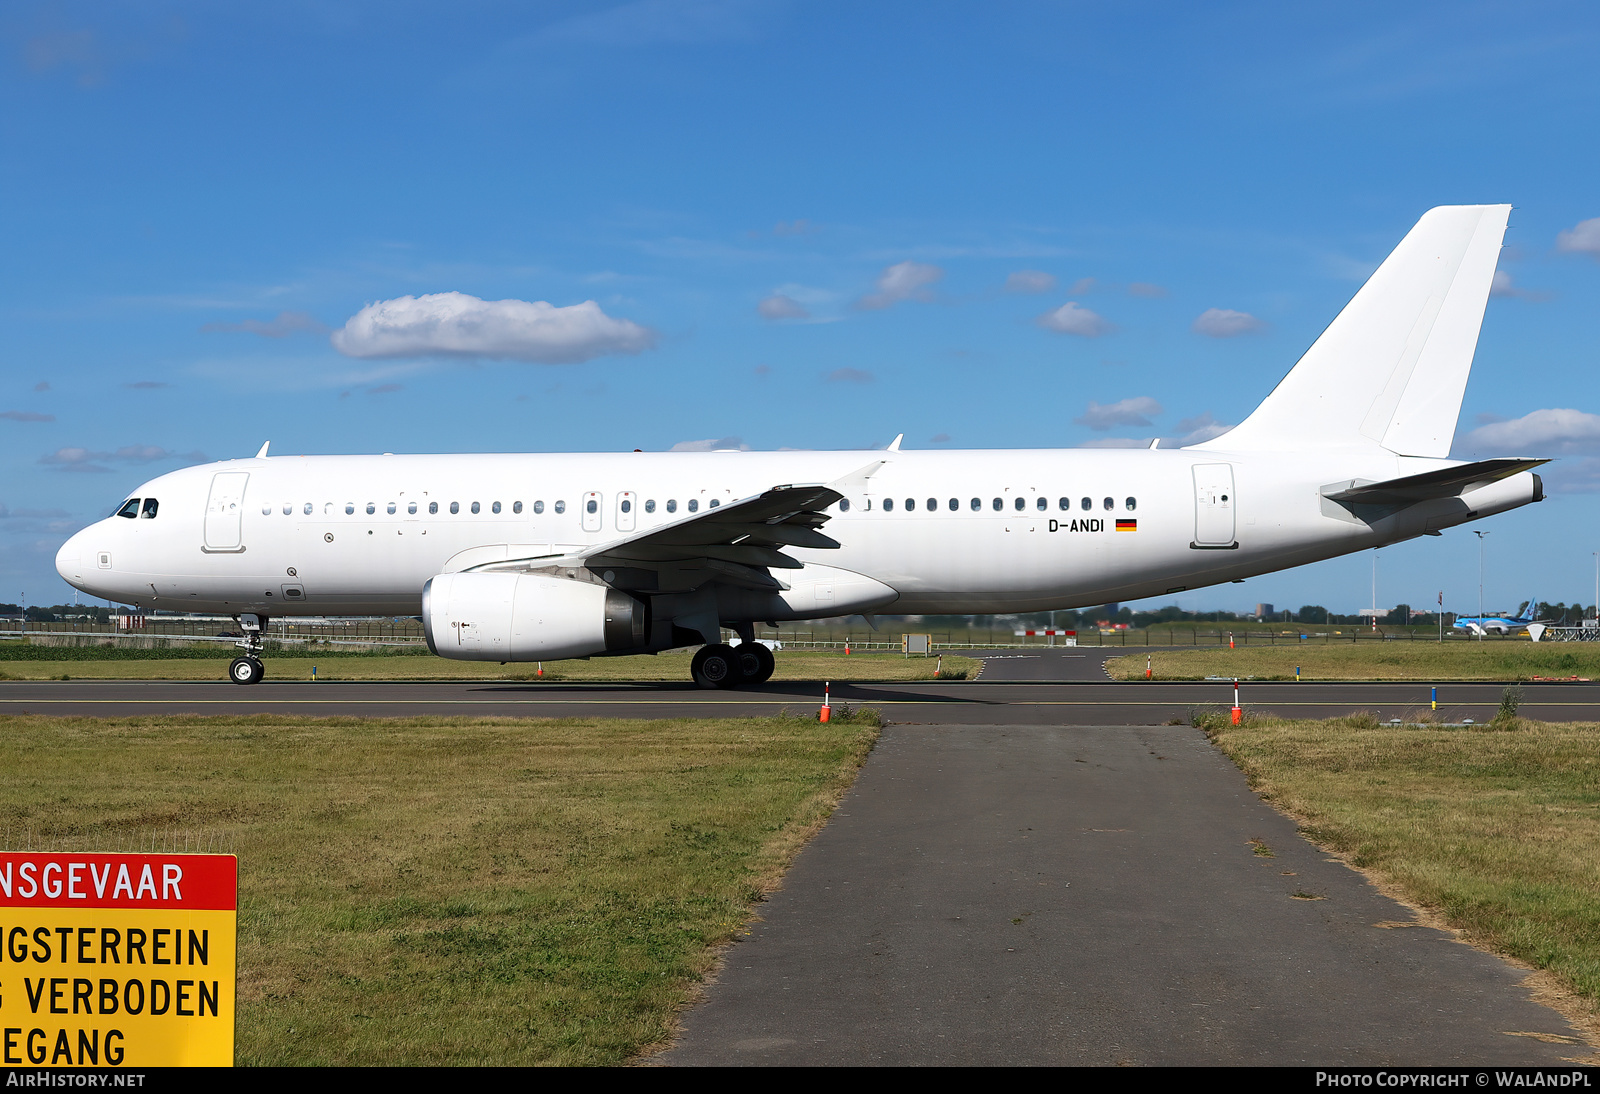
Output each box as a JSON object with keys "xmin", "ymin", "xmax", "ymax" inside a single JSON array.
[{"xmin": 56, "ymin": 205, "xmax": 1547, "ymax": 687}]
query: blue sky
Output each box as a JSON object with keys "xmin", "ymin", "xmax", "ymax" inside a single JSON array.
[{"xmin": 3, "ymin": 0, "xmax": 1599, "ymax": 616}]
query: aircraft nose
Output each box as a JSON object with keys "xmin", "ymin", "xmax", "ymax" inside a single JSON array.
[{"xmin": 55, "ymin": 529, "xmax": 87, "ymax": 585}]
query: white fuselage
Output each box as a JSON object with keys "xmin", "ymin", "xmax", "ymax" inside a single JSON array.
[{"xmin": 55, "ymin": 446, "xmax": 1538, "ymax": 620}]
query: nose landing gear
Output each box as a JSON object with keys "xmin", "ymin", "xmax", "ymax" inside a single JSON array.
[
  {"xmin": 229, "ymin": 612, "xmax": 267, "ymax": 685},
  {"xmin": 229, "ymin": 655, "xmax": 265, "ymax": 685}
]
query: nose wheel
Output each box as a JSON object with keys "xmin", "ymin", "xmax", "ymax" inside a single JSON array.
[{"xmin": 228, "ymin": 612, "xmax": 268, "ymax": 684}]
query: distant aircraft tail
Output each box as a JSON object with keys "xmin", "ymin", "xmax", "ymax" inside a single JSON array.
[{"xmin": 1194, "ymin": 204, "xmax": 1511, "ymax": 458}]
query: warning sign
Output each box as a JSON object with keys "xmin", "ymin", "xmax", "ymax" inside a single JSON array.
[{"xmin": 1, "ymin": 852, "xmax": 236, "ymax": 1067}]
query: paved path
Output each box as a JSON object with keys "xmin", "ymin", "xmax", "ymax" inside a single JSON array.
[
  {"xmin": 661, "ymin": 722, "xmax": 1588, "ymax": 1065},
  {"xmin": 965, "ymin": 646, "xmax": 1136, "ymax": 681}
]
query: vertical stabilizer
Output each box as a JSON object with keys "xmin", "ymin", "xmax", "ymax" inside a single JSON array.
[{"xmin": 1195, "ymin": 204, "xmax": 1510, "ymax": 457}]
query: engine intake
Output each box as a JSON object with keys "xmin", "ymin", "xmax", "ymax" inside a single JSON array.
[{"xmin": 423, "ymin": 572, "xmax": 646, "ymax": 661}]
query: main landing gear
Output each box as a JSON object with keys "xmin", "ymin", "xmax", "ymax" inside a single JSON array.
[
  {"xmin": 691, "ymin": 642, "xmax": 775, "ymax": 689},
  {"xmin": 228, "ymin": 612, "xmax": 266, "ymax": 685}
]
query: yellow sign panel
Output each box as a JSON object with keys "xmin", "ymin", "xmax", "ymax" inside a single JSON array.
[{"xmin": 1, "ymin": 853, "xmax": 236, "ymax": 1067}]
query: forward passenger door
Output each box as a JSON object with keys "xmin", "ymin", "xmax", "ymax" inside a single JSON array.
[{"xmin": 203, "ymin": 472, "xmax": 249, "ymax": 552}]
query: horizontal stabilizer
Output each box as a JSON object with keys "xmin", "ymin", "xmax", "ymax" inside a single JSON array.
[{"xmin": 1323, "ymin": 458, "xmax": 1547, "ymax": 506}]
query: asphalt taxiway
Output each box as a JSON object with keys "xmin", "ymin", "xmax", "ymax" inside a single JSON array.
[
  {"xmin": 3, "ymin": 663, "xmax": 1595, "ymax": 725},
  {"xmin": 660, "ymin": 719, "xmax": 1588, "ymax": 1065}
]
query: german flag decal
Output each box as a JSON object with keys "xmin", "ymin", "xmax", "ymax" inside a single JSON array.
[{"xmin": 1115, "ymin": 519, "xmax": 1137, "ymax": 531}]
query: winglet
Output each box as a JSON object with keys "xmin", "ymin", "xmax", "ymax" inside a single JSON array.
[
  {"xmin": 887, "ymin": 434, "xmax": 903, "ymax": 452},
  {"xmin": 829, "ymin": 459, "xmax": 887, "ymax": 491},
  {"xmin": 255, "ymin": 441, "xmax": 270, "ymax": 459}
]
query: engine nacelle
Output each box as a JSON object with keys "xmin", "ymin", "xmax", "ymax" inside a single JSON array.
[{"xmin": 422, "ymin": 572, "xmax": 647, "ymax": 661}]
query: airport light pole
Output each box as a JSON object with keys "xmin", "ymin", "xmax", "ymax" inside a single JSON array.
[
  {"xmin": 1371, "ymin": 550, "xmax": 1379, "ymax": 632},
  {"xmin": 1473, "ymin": 531, "xmax": 1489, "ymax": 643}
]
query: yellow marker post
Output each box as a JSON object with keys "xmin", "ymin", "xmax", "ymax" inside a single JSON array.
[{"xmin": 1, "ymin": 852, "xmax": 237, "ymax": 1067}]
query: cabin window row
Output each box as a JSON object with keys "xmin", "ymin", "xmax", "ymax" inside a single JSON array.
[
  {"xmin": 839, "ymin": 496, "xmax": 1138, "ymax": 513},
  {"xmin": 261, "ymin": 500, "xmax": 536, "ymax": 516},
  {"xmin": 255, "ymin": 496, "xmax": 726, "ymax": 518}
]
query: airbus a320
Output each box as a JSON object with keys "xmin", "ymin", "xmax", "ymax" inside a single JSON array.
[{"xmin": 55, "ymin": 205, "xmax": 1546, "ymax": 687}]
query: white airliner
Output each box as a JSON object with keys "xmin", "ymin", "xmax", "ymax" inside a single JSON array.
[{"xmin": 55, "ymin": 205, "xmax": 1546, "ymax": 687}]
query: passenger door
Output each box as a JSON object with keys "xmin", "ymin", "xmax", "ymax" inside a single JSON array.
[
  {"xmin": 1192, "ymin": 463, "xmax": 1236, "ymax": 547},
  {"xmin": 204, "ymin": 472, "xmax": 250, "ymax": 552}
]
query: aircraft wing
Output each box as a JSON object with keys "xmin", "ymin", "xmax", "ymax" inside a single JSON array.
[
  {"xmin": 1323, "ymin": 458, "xmax": 1548, "ymax": 506},
  {"xmin": 461, "ymin": 482, "xmax": 844, "ymax": 591}
]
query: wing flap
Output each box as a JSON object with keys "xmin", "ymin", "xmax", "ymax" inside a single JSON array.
[{"xmin": 461, "ymin": 482, "xmax": 843, "ymax": 578}]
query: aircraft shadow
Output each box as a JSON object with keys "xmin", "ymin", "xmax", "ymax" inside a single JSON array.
[{"xmin": 467, "ymin": 680, "xmax": 992, "ymax": 704}]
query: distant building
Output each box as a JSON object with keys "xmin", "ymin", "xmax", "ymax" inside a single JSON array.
[{"xmin": 1255, "ymin": 603, "xmax": 1274, "ymax": 620}]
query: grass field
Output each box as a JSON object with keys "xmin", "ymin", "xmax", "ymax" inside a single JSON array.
[
  {"xmin": 1205, "ymin": 710, "xmax": 1600, "ymax": 1033},
  {"xmin": 0, "ymin": 711, "xmax": 881, "ymax": 1065},
  {"xmin": 1105, "ymin": 642, "xmax": 1600, "ymax": 681},
  {"xmin": 0, "ymin": 649, "xmax": 974, "ymax": 683}
]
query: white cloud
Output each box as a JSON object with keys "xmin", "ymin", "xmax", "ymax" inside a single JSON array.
[
  {"xmin": 1458, "ymin": 408, "xmax": 1600, "ymax": 455},
  {"xmin": 1192, "ymin": 308, "xmax": 1265, "ymax": 337},
  {"xmin": 758, "ymin": 293, "xmax": 809, "ymax": 320},
  {"xmin": 856, "ymin": 261, "xmax": 943, "ymax": 310},
  {"xmin": 1077, "ymin": 437, "xmax": 1150, "ymax": 449},
  {"xmin": 39, "ymin": 445, "xmax": 206, "ymax": 473},
  {"xmin": 930, "ymin": 433, "xmax": 951, "ymax": 444},
  {"xmin": 1489, "ymin": 269, "xmax": 1547, "ymax": 300},
  {"xmin": 1067, "ymin": 277, "xmax": 1096, "ymax": 295},
  {"xmin": 669, "ymin": 436, "xmax": 750, "ymax": 452},
  {"xmin": 1004, "ymin": 270, "xmax": 1056, "ymax": 294},
  {"xmin": 1127, "ymin": 282, "xmax": 1167, "ymax": 298},
  {"xmin": 331, "ymin": 292, "xmax": 657, "ymax": 364},
  {"xmin": 1556, "ymin": 217, "xmax": 1600, "ymax": 258},
  {"xmin": 0, "ymin": 503, "xmax": 75, "ymax": 537},
  {"xmin": 825, "ymin": 367, "xmax": 874, "ymax": 384},
  {"xmin": 1173, "ymin": 412, "xmax": 1232, "ymax": 445},
  {"xmin": 1076, "ymin": 411, "xmax": 1233, "ymax": 449},
  {"xmin": 202, "ymin": 310, "xmax": 328, "ymax": 338},
  {"xmin": 1036, "ymin": 301, "xmax": 1112, "ymax": 337},
  {"xmin": 1075, "ymin": 396, "xmax": 1163, "ymax": 430},
  {"xmin": 1, "ymin": 411, "xmax": 54, "ymax": 422}
]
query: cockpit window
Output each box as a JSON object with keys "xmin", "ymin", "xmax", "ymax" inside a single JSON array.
[
  {"xmin": 116, "ymin": 499, "xmax": 140, "ymax": 519},
  {"xmin": 141, "ymin": 498, "xmax": 159, "ymax": 519}
]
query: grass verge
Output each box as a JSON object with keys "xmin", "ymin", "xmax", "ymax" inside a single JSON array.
[
  {"xmin": 0, "ymin": 649, "xmax": 976, "ymax": 683},
  {"xmin": 1201, "ymin": 709, "xmax": 1600, "ymax": 1032},
  {"xmin": 0, "ymin": 710, "xmax": 881, "ymax": 1065},
  {"xmin": 1106, "ymin": 643, "xmax": 1600, "ymax": 681}
]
